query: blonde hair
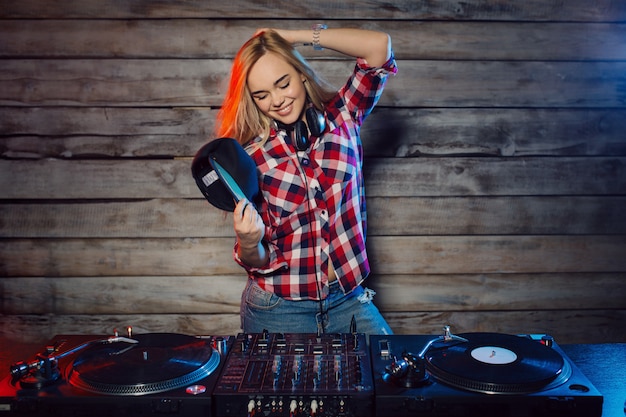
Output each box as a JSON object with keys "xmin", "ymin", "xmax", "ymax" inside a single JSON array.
[{"xmin": 216, "ymin": 30, "xmax": 335, "ymax": 146}]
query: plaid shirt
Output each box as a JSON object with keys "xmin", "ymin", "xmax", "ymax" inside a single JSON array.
[{"xmin": 235, "ymin": 54, "xmax": 397, "ymax": 301}]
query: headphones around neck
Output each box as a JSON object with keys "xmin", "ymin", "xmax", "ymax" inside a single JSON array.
[{"xmin": 276, "ymin": 106, "xmax": 326, "ymax": 151}]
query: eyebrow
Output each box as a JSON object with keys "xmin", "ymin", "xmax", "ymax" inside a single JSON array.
[{"xmin": 250, "ymin": 74, "xmax": 290, "ymax": 95}]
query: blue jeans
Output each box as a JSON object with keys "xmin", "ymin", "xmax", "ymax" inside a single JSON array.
[{"xmin": 240, "ymin": 279, "xmax": 393, "ymax": 335}]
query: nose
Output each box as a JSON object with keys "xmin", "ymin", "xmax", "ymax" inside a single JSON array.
[{"xmin": 270, "ymin": 92, "xmax": 284, "ymax": 108}]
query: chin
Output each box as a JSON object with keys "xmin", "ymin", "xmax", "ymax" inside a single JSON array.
[{"xmin": 272, "ymin": 114, "xmax": 296, "ymax": 126}]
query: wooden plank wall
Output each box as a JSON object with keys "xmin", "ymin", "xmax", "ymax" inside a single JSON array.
[{"xmin": 1, "ymin": 1, "xmax": 625, "ymax": 345}]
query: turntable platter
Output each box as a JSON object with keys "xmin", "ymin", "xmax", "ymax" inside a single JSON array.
[
  {"xmin": 67, "ymin": 333, "xmax": 220, "ymax": 396},
  {"xmin": 425, "ymin": 332, "xmax": 567, "ymax": 394}
]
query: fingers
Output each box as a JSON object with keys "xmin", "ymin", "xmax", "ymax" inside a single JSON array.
[
  {"xmin": 234, "ymin": 199, "xmax": 250, "ymax": 219},
  {"xmin": 233, "ymin": 199, "xmax": 264, "ymax": 245},
  {"xmin": 234, "ymin": 199, "xmax": 259, "ymax": 230}
]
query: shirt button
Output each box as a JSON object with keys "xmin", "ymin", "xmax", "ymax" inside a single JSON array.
[{"xmin": 301, "ymin": 158, "xmax": 310, "ymax": 165}]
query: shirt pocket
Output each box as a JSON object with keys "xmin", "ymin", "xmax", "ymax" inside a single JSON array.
[
  {"xmin": 319, "ymin": 127, "xmax": 359, "ymax": 185},
  {"xmin": 261, "ymin": 158, "xmax": 308, "ymax": 220}
]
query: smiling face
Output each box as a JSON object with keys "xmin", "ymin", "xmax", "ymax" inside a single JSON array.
[{"xmin": 247, "ymin": 52, "xmax": 308, "ymax": 126}]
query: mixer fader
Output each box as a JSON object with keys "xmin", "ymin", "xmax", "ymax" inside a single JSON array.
[{"xmin": 213, "ymin": 332, "xmax": 374, "ymax": 417}]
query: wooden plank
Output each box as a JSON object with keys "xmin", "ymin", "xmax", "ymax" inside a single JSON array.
[
  {"xmin": 0, "ymin": 59, "xmax": 233, "ymax": 107},
  {"xmin": 383, "ymin": 310, "xmax": 626, "ymax": 344},
  {"xmin": 367, "ymin": 273, "xmax": 626, "ymax": 312},
  {"xmin": 0, "ymin": 314, "xmax": 242, "ymax": 345},
  {"xmin": 2, "ymin": 273, "xmax": 623, "ymax": 315},
  {"xmin": 1, "ymin": 235, "xmax": 624, "ymax": 277},
  {"xmin": 367, "ymin": 235, "xmax": 626, "ymax": 275},
  {"xmin": 361, "ymin": 157, "xmax": 626, "ymax": 197},
  {"xmin": 0, "ymin": 276, "xmax": 246, "ymax": 315},
  {"xmin": 383, "ymin": 61, "xmax": 626, "ymax": 108},
  {"xmin": 363, "ymin": 108, "xmax": 626, "ymax": 158},
  {"xmin": 0, "ymin": 199, "xmax": 234, "ymax": 238},
  {"xmin": 0, "ymin": 237, "xmax": 238, "ymax": 277},
  {"xmin": 0, "ymin": 107, "xmax": 214, "ymax": 137},
  {"xmin": 2, "ymin": 108, "xmax": 626, "ymax": 158},
  {"xmin": 1, "ymin": 59, "xmax": 625, "ymax": 108},
  {"xmin": 1, "ymin": 0, "xmax": 624, "ymax": 22},
  {"xmin": 3, "ymin": 20, "xmax": 626, "ymax": 61},
  {"xmin": 1, "ymin": 157, "xmax": 624, "ymax": 199},
  {"xmin": 1, "ymin": 197, "xmax": 625, "ymax": 238},
  {"xmin": 1, "ymin": 310, "xmax": 623, "ymax": 345},
  {"xmin": 0, "ymin": 159, "xmax": 199, "ymax": 199},
  {"xmin": 367, "ymin": 196, "xmax": 626, "ymax": 236}
]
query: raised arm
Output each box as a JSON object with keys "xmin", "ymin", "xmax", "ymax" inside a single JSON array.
[{"xmin": 261, "ymin": 27, "xmax": 392, "ymax": 68}]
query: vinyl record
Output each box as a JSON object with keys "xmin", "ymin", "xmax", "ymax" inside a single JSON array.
[
  {"xmin": 67, "ymin": 333, "xmax": 220, "ymax": 395},
  {"xmin": 425, "ymin": 333, "xmax": 564, "ymax": 394}
]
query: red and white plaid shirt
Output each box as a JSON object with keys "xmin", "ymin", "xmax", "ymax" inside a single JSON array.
[{"xmin": 235, "ymin": 54, "xmax": 397, "ymax": 301}]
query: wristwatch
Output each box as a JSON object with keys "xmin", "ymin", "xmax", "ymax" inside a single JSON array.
[{"xmin": 311, "ymin": 23, "xmax": 327, "ymax": 50}]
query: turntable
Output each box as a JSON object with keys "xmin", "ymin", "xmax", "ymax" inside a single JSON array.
[
  {"xmin": 0, "ymin": 331, "xmax": 232, "ymax": 417},
  {"xmin": 370, "ymin": 327, "xmax": 603, "ymax": 417}
]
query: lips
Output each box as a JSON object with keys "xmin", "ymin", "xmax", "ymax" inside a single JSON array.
[{"xmin": 275, "ymin": 103, "xmax": 293, "ymax": 117}]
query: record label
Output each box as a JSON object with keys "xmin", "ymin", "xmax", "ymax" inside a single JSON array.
[{"xmin": 471, "ymin": 346, "xmax": 517, "ymax": 364}]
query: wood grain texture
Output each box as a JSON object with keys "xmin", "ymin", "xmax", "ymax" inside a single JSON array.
[
  {"xmin": 2, "ymin": 59, "xmax": 625, "ymax": 108},
  {"xmin": 2, "ymin": 108, "xmax": 626, "ymax": 158},
  {"xmin": 2, "ymin": 20, "xmax": 625, "ymax": 61},
  {"xmin": 1, "ymin": 158, "xmax": 624, "ymax": 199},
  {"xmin": 2, "ymin": 196, "xmax": 625, "ymax": 238},
  {"xmin": 1, "ymin": 235, "xmax": 625, "ymax": 277},
  {"xmin": 1, "ymin": 0, "xmax": 624, "ymax": 345},
  {"xmin": 2, "ymin": 0, "xmax": 625, "ymax": 21},
  {"xmin": 1, "ymin": 310, "xmax": 623, "ymax": 345},
  {"xmin": 2, "ymin": 273, "xmax": 624, "ymax": 315}
]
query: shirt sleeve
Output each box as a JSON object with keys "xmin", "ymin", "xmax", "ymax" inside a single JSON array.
[
  {"xmin": 358, "ymin": 50, "xmax": 398, "ymax": 75},
  {"xmin": 233, "ymin": 226, "xmax": 289, "ymax": 275},
  {"xmin": 338, "ymin": 50, "xmax": 398, "ymax": 123}
]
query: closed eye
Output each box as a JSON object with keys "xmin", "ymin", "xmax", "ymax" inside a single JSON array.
[{"xmin": 251, "ymin": 74, "xmax": 291, "ymax": 102}]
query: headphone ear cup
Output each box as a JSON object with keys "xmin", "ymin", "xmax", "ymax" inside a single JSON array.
[
  {"xmin": 293, "ymin": 120, "xmax": 310, "ymax": 151},
  {"xmin": 305, "ymin": 106, "xmax": 326, "ymax": 138}
]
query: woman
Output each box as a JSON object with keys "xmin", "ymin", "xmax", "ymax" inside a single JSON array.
[{"xmin": 215, "ymin": 26, "xmax": 397, "ymax": 335}]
